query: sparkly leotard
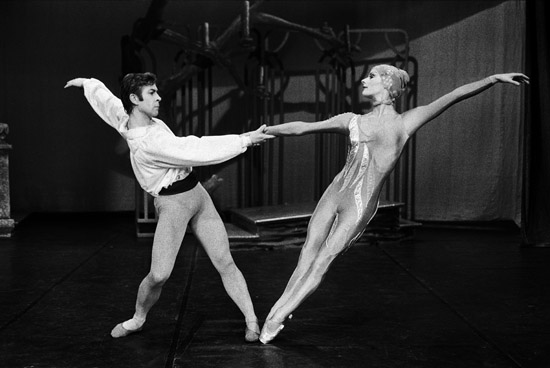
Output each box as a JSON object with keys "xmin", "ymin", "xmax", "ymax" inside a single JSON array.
[{"xmin": 324, "ymin": 113, "xmax": 408, "ymax": 253}]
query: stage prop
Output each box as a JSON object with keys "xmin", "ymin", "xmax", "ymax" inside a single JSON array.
[
  {"xmin": 124, "ymin": 0, "xmax": 420, "ymax": 242},
  {"xmin": 0, "ymin": 123, "xmax": 14, "ymax": 238}
]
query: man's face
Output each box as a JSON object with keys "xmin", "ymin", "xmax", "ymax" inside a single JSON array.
[{"xmin": 134, "ymin": 84, "xmax": 161, "ymax": 117}]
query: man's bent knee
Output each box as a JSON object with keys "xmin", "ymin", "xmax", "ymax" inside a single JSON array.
[{"xmin": 147, "ymin": 271, "xmax": 171, "ymax": 286}]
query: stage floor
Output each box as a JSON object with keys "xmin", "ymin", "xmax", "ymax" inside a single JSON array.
[{"xmin": 1, "ymin": 213, "xmax": 549, "ymax": 368}]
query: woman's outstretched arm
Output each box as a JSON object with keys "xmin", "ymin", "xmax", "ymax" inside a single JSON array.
[
  {"xmin": 402, "ymin": 73, "xmax": 529, "ymax": 136},
  {"xmin": 265, "ymin": 112, "xmax": 354, "ymax": 136}
]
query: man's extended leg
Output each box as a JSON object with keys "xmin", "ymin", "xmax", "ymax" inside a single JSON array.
[{"xmin": 190, "ymin": 184, "xmax": 259, "ymax": 341}]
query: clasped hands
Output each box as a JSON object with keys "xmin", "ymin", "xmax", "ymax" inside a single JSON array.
[{"xmin": 242, "ymin": 124, "xmax": 275, "ymax": 147}]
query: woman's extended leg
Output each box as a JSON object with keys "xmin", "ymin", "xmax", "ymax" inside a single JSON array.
[
  {"xmin": 264, "ymin": 194, "xmax": 337, "ymax": 323},
  {"xmin": 260, "ymin": 201, "xmax": 368, "ymax": 344},
  {"xmin": 190, "ymin": 184, "xmax": 259, "ymax": 341}
]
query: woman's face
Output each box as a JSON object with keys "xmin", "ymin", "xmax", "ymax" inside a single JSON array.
[{"xmin": 361, "ymin": 69, "xmax": 386, "ymax": 98}]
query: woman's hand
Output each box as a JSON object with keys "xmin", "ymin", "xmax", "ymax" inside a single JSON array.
[{"xmin": 493, "ymin": 73, "xmax": 530, "ymax": 86}]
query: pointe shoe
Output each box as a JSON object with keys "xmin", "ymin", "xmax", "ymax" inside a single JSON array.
[
  {"xmin": 259, "ymin": 319, "xmax": 285, "ymax": 344},
  {"xmin": 259, "ymin": 314, "xmax": 292, "ymax": 344},
  {"xmin": 110, "ymin": 323, "xmax": 143, "ymax": 338},
  {"xmin": 244, "ymin": 320, "xmax": 260, "ymax": 343}
]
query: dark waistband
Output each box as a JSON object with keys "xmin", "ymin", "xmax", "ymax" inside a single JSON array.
[{"xmin": 159, "ymin": 172, "xmax": 198, "ymax": 196}]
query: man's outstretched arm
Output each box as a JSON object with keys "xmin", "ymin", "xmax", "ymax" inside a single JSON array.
[{"xmin": 65, "ymin": 78, "xmax": 128, "ymax": 131}]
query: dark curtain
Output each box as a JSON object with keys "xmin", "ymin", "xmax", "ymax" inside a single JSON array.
[{"xmin": 522, "ymin": 0, "xmax": 550, "ymax": 246}]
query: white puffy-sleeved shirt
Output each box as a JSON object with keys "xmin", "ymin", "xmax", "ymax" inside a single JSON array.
[{"xmin": 82, "ymin": 78, "xmax": 251, "ymax": 197}]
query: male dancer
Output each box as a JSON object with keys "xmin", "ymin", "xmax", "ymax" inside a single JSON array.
[{"xmin": 65, "ymin": 73, "xmax": 273, "ymax": 342}]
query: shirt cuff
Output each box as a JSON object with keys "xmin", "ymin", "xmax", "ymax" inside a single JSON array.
[{"xmin": 241, "ymin": 135, "xmax": 252, "ymax": 148}]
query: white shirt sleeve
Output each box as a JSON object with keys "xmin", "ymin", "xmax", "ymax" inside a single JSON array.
[
  {"xmin": 82, "ymin": 78, "xmax": 128, "ymax": 131},
  {"xmin": 139, "ymin": 127, "xmax": 251, "ymax": 168}
]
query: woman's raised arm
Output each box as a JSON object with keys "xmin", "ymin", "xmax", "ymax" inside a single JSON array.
[{"xmin": 402, "ymin": 73, "xmax": 529, "ymax": 136}]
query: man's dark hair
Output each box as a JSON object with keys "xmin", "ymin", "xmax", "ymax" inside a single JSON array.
[{"xmin": 121, "ymin": 72, "xmax": 157, "ymax": 113}]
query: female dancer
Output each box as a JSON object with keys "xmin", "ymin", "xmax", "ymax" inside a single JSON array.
[{"xmin": 259, "ymin": 65, "xmax": 529, "ymax": 343}]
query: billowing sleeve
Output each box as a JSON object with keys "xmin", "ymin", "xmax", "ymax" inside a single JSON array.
[
  {"xmin": 139, "ymin": 128, "xmax": 251, "ymax": 168},
  {"xmin": 82, "ymin": 78, "xmax": 128, "ymax": 131}
]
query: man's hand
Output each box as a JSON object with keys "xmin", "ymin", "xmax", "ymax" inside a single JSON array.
[
  {"xmin": 64, "ymin": 78, "xmax": 87, "ymax": 89},
  {"xmin": 245, "ymin": 124, "xmax": 275, "ymax": 146}
]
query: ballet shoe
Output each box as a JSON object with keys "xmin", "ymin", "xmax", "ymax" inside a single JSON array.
[
  {"xmin": 259, "ymin": 319, "xmax": 285, "ymax": 344},
  {"xmin": 245, "ymin": 320, "xmax": 260, "ymax": 343},
  {"xmin": 110, "ymin": 323, "xmax": 143, "ymax": 338}
]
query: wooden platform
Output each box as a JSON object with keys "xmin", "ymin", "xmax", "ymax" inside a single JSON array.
[
  {"xmin": 226, "ymin": 200, "xmax": 421, "ymax": 248},
  {"xmin": 134, "ymin": 200, "xmax": 421, "ymax": 245}
]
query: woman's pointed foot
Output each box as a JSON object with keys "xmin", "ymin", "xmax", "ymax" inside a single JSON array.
[
  {"xmin": 244, "ymin": 320, "xmax": 260, "ymax": 343},
  {"xmin": 259, "ymin": 318, "xmax": 285, "ymax": 344}
]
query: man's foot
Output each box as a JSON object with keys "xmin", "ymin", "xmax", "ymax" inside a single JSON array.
[
  {"xmin": 245, "ymin": 320, "xmax": 260, "ymax": 343},
  {"xmin": 110, "ymin": 318, "xmax": 144, "ymax": 338}
]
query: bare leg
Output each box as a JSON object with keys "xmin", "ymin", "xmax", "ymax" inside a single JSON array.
[{"xmin": 191, "ymin": 185, "xmax": 259, "ymax": 340}]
